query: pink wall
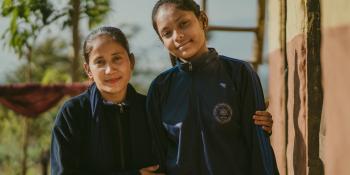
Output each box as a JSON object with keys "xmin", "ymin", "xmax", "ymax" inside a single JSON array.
[
  {"xmin": 269, "ymin": 34, "xmax": 308, "ymax": 175},
  {"xmin": 320, "ymin": 25, "xmax": 350, "ymax": 175},
  {"xmin": 268, "ymin": 24, "xmax": 350, "ymax": 175}
]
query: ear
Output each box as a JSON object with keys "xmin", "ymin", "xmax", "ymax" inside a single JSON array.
[
  {"xmin": 129, "ymin": 53, "xmax": 135, "ymax": 70},
  {"xmin": 199, "ymin": 11, "xmax": 209, "ymax": 31},
  {"xmin": 83, "ymin": 63, "xmax": 93, "ymax": 80}
]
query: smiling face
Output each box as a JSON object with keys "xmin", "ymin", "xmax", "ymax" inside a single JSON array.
[
  {"xmin": 84, "ymin": 35, "xmax": 134, "ymax": 102},
  {"xmin": 155, "ymin": 3, "xmax": 208, "ymax": 61}
]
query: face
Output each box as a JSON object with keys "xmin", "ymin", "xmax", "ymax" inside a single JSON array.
[
  {"xmin": 155, "ymin": 3, "xmax": 208, "ymax": 61},
  {"xmin": 84, "ymin": 35, "xmax": 134, "ymax": 101}
]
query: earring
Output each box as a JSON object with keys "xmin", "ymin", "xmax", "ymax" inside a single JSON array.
[{"xmin": 88, "ymin": 76, "xmax": 94, "ymax": 84}]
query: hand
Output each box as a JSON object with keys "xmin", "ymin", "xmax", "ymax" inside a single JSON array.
[
  {"xmin": 139, "ymin": 165, "xmax": 165, "ymax": 175},
  {"xmin": 253, "ymin": 111, "xmax": 273, "ymax": 135}
]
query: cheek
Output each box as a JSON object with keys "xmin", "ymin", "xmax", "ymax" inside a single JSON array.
[
  {"xmin": 121, "ymin": 63, "xmax": 133, "ymax": 77},
  {"xmin": 163, "ymin": 40, "xmax": 174, "ymax": 50},
  {"xmin": 90, "ymin": 67, "xmax": 104, "ymax": 79}
]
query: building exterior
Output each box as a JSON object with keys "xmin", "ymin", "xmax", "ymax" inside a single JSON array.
[{"xmin": 267, "ymin": 0, "xmax": 350, "ymax": 174}]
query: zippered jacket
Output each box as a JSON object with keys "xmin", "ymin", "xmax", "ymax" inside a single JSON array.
[
  {"xmin": 51, "ymin": 83, "xmax": 155, "ymax": 175},
  {"xmin": 146, "ymin": 49, "xmax": 279, "ymax": 175}
]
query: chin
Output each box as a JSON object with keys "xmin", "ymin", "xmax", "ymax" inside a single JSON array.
[
  {"xmin": 177, "ymin": 52, "xmax": 193, "ymax": 60},
  {"xmin": 181, "ymin": 50, "xmax": 199, "ymax": 59},
  {"xmin": 101, "ymin": 85, "xmax": 123, "ymax": 94}
]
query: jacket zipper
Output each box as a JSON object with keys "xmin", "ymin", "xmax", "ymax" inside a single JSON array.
[
  {"xmin": 116, "ymin": 104, "xmax": 125, "ymax": 169},
  {"xmin": 189, "ymin": 62, "xmax": 193, "ymax": 72}
]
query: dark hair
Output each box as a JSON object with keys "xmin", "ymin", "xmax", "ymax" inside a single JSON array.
[
  {"xmin": 151, "ymin": 0, "xmax": 201, "ymax": 36},
  {"xmin": 83, "ymin": 26, "xmax": 130, "ymax": 63}
]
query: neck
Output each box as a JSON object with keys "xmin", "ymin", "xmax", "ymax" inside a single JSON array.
[
  {"xmin": 182, "ymin": 47, "xmax": 209, "ymax": 62},
  {"xmin": 100, "ymin": 88, "xmax": 127, "ymax": 104}
]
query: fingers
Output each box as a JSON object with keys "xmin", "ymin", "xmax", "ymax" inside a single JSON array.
[
  {"xmin": 262, "ymin": 126, "xmax": 272, "ymax": 133},
  {"xmin": 253, "ymin": 112, "xmax": 273, "ymax": 133},
  {"xmin": 254, "ymin": 111, "xmax": 272, "ymax": 117},
  {"xmin": 254, "ymin": 120, "xmax": 273, "ymax": 128},
  {"xmin": 140, "ymin": 165, "xmax": 165, "ymax": 175},
  {"xmin": 254, "ymin": 120, "xmax": 272, "ymax": 133},
  {"xmin": 253, "ymin": 111, "xmax": 273, "ymax": 125},
  {"xmin": 142, "ymin": 165, "xmax": 159, "ymax": 171},
  {"xmin": 253, "ymin": 115, "xmax": 273, "ymax": 122},
  {"xmin": 253, "ymin": 111, "xmax": 273, "ymax": 135}
]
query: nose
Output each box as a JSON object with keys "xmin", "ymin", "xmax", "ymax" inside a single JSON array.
[
  {"xmin": 174, "ymin": 30, "xmax": 185, "ymax": 42},
  {"xmin": 105, "ymin": 63, "xmax": 117, "ymax": 74}
]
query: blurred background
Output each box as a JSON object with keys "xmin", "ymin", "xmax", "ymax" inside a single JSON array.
[{"xmin": 0, "ymin": 0, "xmax": 349, "ymax": 175}]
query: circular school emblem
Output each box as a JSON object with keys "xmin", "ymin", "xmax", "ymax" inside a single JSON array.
[{"xmin": 213, "ymin": 103, "xmax": 232, "ymax": 124}]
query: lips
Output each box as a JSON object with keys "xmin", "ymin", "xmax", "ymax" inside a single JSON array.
[
  {"xmin": 177, "ymin": 40, "xmax": 191, "ymax": 50},
  {"xmin": 105, "ymin": 77, "xmax": 122, "ymax": 84}
]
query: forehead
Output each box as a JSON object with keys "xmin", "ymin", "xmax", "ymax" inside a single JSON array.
[
  {"xmin": 90, "ymin": 36, "xmax": 126, "ymax": 54},
  {"xmin": 91, "ymin": 35, "xmax": 122, "ymax": 48},
  {"xmin": 90, "ymin": 35, "xmax": 115, "ymax": 47},
  {"xmin": 155, "ymin": 3, "xmax": 195, "ymax": 28}
]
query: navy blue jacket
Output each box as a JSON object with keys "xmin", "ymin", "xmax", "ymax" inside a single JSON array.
[
  {"xmin": 146, "ymin": 49, "xmax": 278, "ymax": 175},
  {"xmin": 51, "ymin": 83, "xmax": 155, "ymax": 175}
]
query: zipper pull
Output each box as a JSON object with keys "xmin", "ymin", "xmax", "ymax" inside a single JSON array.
[
  {"xmin": 188, "ymin": 62, "xmax": 192, "ymax": 72},
  {"xmin": 117, "ymin": 102, "xmax": 126, "ymax": 113}
]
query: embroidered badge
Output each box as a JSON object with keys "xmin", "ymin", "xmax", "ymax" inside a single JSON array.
[{"xmin": 213, "ymin": 103, "xmax": 232, "ymax": 124}]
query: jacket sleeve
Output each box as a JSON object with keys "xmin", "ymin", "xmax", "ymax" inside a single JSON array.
[
  {"xmin": 240, "ymin": 64, "xmax": 279, "ymax": 175},
  {"xmin": 50, "ymin": 102, "xmax": 83, "ymax": 175},
  {"xmin": 146, "ymin": 80, "xmax": 168, "ymax": 173}
]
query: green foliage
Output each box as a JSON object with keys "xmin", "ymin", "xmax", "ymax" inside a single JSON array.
[
  {"xmin": 0, "ymin": 107, "xmax": 22, "ymax": 175},
  {"xmin": 5, "ymin": 37, "xmax": 86, "ymax": 83},
  {"xmin": 1, "ymin": 0, "xmax": 111, "ymax": 81},
  {"xmin": 83, "ymin": 0, "xmax": 111, "ymax": 28},
  {"xmin": 1, "ymin": 0, "xmax": 56, "ymax": 58},
  {"xmin": 0, "ymin": 104, "xmax": 61, "ymax": 175},
  {"xmin": 1, "ymin": 0, "xmax": 111, "ymax": 43}
]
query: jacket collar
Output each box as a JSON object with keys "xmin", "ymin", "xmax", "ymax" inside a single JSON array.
[
  {"xmin": 87, "ymin": 83, "xmax": 137, "ymax": 121},
  {"xmin": 176, "ymin": 48, "xmax": 219, "ymax": 72}
]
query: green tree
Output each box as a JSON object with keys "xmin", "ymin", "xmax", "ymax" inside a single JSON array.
[{"xmin": 1, "ymin": 0, "xmax": 111, "ymax": 82}]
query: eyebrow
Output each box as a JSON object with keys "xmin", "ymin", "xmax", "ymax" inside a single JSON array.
[
  {"xmin": 92, "ymin": 56, "xmax": 103, "ymax": 62},
  {"xmin": 112, "ymin": 52, "xmax": 122, "ymax": 56},
  {"xmin": 160, "ymin": 15, "xmax": 187, "ymax": 34},
  {"xmin": 174, "ymin": 15, "xmax": 183, "ymax": 23}
]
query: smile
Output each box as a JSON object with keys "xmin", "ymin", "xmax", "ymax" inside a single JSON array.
[
  {"xmin": 177, "ymin": 40, "xmax": 191, "ymax": 50},
  {"xmin": 105, "ymin": 77, "xmax": 122, "ymax": 84}
]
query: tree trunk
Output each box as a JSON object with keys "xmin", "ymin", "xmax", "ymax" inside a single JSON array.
[
  {"xmin": 21, "ymin": 118, "xmax": 31, "ymax": 175},
  {"xmin": 40, "ymin": 150, "xmax": 49, "ymax": 175},
  {"xmin": 21, "ymin": 45, "xmax": 33, "ymax": 175}
]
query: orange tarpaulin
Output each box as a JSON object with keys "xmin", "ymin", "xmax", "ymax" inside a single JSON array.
[{"xmin": 0, "ymin": 83, "xmax": 89, "ymax": 117}]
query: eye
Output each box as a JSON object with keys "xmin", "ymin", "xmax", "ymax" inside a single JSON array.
[
  {"xmin": 179, "ymin": 20, "xmax": 189, "ymax": 28},
  {"xmin": 161, "ymin": 30, "xmax": 172, "ymax": 38},
  {"xmin": 94, "ymin": 58, "xmax": 105, "ymax": 66},
  {"xmin": 112, "ymin": 56, "xmax": 122, "ymax": 63}
]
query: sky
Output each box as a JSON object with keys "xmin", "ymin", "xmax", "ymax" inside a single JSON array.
[{"xmin": 0, "ymin": 0, "xmax": 269, "ymax": 93}]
